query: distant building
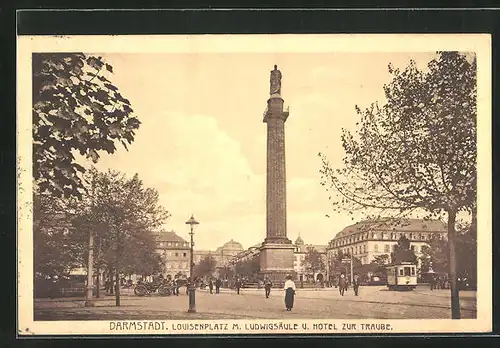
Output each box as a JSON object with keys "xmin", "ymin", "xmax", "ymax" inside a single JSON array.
[
  {"xmin": 227, "ymin": 236, "xmax": 327, "ymax": 282},
  {"xmin": 229, "ymin": 243, "xmax": 261, "ymax": 266},
  {"xmin": 326, "ymin": 218, "xmax": 447, "ymax": 274},
  {"xmin": 292, "ymin": 235, "xmax": 327, "ymax": 282},
  {"xmin": 193, "ymin": 239, "xmax": 244, "ymax": 268},
  {"xmin": 154, "ymin": 231, "xmax": 191, "ymax": 277}
]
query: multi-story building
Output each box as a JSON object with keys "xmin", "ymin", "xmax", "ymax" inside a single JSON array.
[
  {"xmin": 228, "ymin": 237, "xmax": 327, "ymax": 282},
  {"xmin": 229, "ymin": 243, "xmax": 261, "ymax": 266},
  {"xmin": 193, "ymin": 239, "xmax": 244, "ymax": 268},
  {"xmin": 326, "ymin": 218, "xmax": 447, "ymax": 274},
  {"xmin": 293, "ymin": 235, "xmax": 327, "ymax": 282},
  {"xmin": 154, "ymin": 231, "xmax": 191, "ymax": 278}
]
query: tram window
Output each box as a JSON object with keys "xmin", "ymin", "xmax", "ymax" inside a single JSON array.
[
  {"xmin": 399, "ymin": 269, "xmax": 404, "ymax": 276},
  {"xmin": 404, "ymin": 267, "xmax": 411, "ymax": 276},
  {"xmin": 411, "ymin": 267, "xmax": 415, "ymax": 276}
]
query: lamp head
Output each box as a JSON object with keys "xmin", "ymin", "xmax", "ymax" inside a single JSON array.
[{"xmin": 185, "ymin": 214, "xmax": 199, "ymax": 225}]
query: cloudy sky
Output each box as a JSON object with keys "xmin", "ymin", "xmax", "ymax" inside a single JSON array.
[{"xmin": 89, "ymin": 50, "xmax": 438, "ymax": 251}]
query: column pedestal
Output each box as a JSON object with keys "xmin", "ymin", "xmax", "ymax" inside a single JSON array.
[{"xmin": 259, "ymin": 242, "xmax": 295, "ymax": 287}]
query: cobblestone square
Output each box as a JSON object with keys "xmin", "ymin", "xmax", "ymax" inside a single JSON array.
[{"xmin": 34, "ymin": 286, "xmax": 477, "ymax": 321}]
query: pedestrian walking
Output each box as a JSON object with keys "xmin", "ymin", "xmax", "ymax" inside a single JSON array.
[
  {"xmin": 235, "ymin": 278, "xmax": 242, "ymax": 295},
  {"xmin": 284, "ymin": 275, "xmax": 296, "ymax": 311},
  {"xmin": 430, "ymin": 275, "xmax": 436, "ymax": 291},
  {"xmin": 209, "ymin": 278, "xmax": 214, "ymax": 294},
  {"xmin": 353, "ymin": 274, "xmax": 360, "ymax": 296},
  {"xmin": 264, "ymin": 278, "xmax": 273, "ymax": 298},
  {"xmin": 104, "ymin": 278, "xmax": 111, "ymax": 294},
  {"xmin": 215, "ymin": 278, "xmax": 222, "ymax": 294},
  {"xmin": 338, "ymin": 273, "xmax": 346, "ymax": 296},
  {"xmin": 173, "ymin": 275, "xmax": 180, "ymax": 296}
]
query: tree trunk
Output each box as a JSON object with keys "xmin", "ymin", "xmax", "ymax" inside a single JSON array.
[
  {"xmin": 96, "ymin": 267, "xmax": 101, "ymax": 298},
  {"xmin": 447, "ymin": 209, "xmax": 461, "ymax": 319},
  {"xmin": 109, "ymin": 273, "xmax": 114, "ymax": 295},
  {"xmin": 115, "ymin": 270, "xmax": 121, "ymax": 307}
]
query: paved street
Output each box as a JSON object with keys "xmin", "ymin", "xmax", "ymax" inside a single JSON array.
[{"xmin": 34, "ymin": 286, "xmax": 476, "ymax": 320}]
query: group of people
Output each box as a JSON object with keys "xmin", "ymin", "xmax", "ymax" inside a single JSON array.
[
  {"xmin": 336, "ymin": 273, "xmax": 361, "ymax": 296},
  {"xmin": 207, "ymin": 278, "xmax": 223, "ymax": 294},
  {"xmin": 429, "ymin": 275, "xmax": 450, "ymax": 290},
  {"xmin": 201, "ymin": 274, "xmax": 360, "ymax": 311}
]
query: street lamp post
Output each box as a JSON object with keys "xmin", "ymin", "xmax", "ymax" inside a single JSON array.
[{"xmin": 185, "ymin": 214, "xmax": 199, "ymax": 313}]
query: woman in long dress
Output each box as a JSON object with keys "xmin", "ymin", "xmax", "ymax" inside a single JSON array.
[{"xmin": 284, "ymin": 275, "xmax": 296, "ymax": 311}]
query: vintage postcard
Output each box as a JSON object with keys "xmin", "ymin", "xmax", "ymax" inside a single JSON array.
[{"xmin": 17, "ymin": 34, "xmax": 492, "ymax": 335}]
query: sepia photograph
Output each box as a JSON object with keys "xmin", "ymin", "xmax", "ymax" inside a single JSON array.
[{"xmin": 17, "ymin": 34, "xmax": 492, "ymax": 335}]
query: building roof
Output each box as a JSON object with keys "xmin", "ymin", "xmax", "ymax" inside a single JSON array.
[
  {"xmin": 294, "ymin": 235, "xmax": 304, "ymax": 245},
  {"xmin": 154, "ymin": 231, "xmax": 188, "ymax": 243},
  {"xmin": 219, "ymin": 239, "xmax": 244, "ymax": 251},
  {"xmin": 333, "ymin": 218, "xmax": 446, "ymax": 239},
  {"xmin": 312, "ymin": 245, "xmax": 327, "ymax": 253},
  {"xmin": 296, "ymin": 244, "xmax": 327, "ymax": 253}
]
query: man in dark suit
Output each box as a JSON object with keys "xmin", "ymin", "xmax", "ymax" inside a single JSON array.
[{"xmin": 215, "ymin": 278, "xmax": 222, "ymax": 294}]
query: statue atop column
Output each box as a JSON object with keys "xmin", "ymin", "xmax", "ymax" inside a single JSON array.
[{"xmin": 270, "ymin": 64, "xmax": 282, "ymax": 95}]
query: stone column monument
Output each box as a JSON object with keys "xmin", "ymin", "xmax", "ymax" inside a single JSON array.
[{"xmin": 259, "ymin": 65, "xmax": 295, "ymax": 284}]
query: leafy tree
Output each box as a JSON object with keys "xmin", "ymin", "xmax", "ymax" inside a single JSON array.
[
  {"xmin": 72, "ymin": 168, "xmax": 170, "ymax": 306},
  {"xmin": 328, "ymin": 250, "xmax": 346, "ymax": 277},
  {"xmin": 369, "ymin": 254, "xmax": 391, "ymax": 274},
  {"xmin": 32, "ymin": 53, "xmax": 141, "ymax": 199},
  {"xmin": 456, "ymin": 223, "xmax": 477, "ymax": 287},
  {"xmin": 235, "ymin": 255, "xmax": 260, "ymax": 278},
  {"xmin": 390, "ymin": 236, "xmax": 417, "ymax": 264},
  {"xmin": 193, "ymin": 255, "xmax": 217, "ymax": 278},
  {"xmin": 121, "ymin": 234, "xmax": 164, "ymax": 278},
  {"xmin": 218, "ymin": 265, "xmax": 234, "ymax": 280},
  {"xmin": 419, "ymin": 233, "xmax": 448, "ymax": 274},
  {"xmin": 372, "ymin": 254, "xmax": 390, "ymax": 267},
  {"xmin": 320, "ymin": 52, "xmax": 476, "ymax": 318},
  {"xmin": 420, "ymin": 228, "xmax": 477, "ymax": 287},
  {"xmin": 304, "ymin": 247, "xmax": 325, "ymax": 277},
  {"xmin": 328, "ymin": 250, "xmax": 361, "ymax": 281},
  {"xmin": 33, "ymin": 192, "xmax": 84, "ymax": 280}
]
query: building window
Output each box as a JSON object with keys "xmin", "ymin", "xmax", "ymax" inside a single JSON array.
[
  {"xmin": 175, "ymin": 253, "xmax": 179, "ymax": 257},
  {"xmin": 374, "ymin": 244, "xmax": 379, "ymax": 252},
  {"xmin": 183, "ymin": 253, "xmax": 187, "ymax": 257},
  {"xmin": 384, "ymin": 244, "xmax": 390, "ymax": 253}
]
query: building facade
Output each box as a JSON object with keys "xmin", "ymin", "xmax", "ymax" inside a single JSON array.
[
  {"xmin": 154, "ymin": 231, "xmax": 191, "ymax": 278},
  {"xmin": 229, "ymin": 243, "xmax": 261, "ymax": 266},
  {"xmin": 293, "ymin": 235, "xmax": 327, "ymax": 282},
  {"xmin": 326, "ymin": 219, "xmax": 447, "ymax": 275},
  {"xmin": 193, "ymin": 239, "xmax": 244, "ymax": 268},
  {"xmin": 227, "ymin": 237, "xmax": 327, "ymax": 282}
]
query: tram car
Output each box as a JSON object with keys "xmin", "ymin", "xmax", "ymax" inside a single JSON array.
[{"xmin": 386, "ymin": 262, "xmax": 417, "ymax": 291}]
